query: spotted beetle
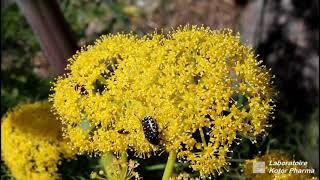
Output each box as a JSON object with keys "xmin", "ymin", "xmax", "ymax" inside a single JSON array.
[{"xmin": 141, "ymin": 115, "xmax": 160, "ymax": 145}]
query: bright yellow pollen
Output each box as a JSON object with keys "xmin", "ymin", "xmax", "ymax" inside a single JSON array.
[
  {"xmin": 50, "ymin": 25, "xmax": 276, "ymax": 176},
  {"xmin": 1, "ymin": 102, "xmax": 75, "ymax": 180}
]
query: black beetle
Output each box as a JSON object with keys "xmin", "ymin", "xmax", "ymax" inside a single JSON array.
[{"xmin": 141, "ymin": 115, "xmax": 160, "ymax": 145}]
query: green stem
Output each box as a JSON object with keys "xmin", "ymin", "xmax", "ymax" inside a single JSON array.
[
  {"xmin": 121, "ymin": 152, "xmax": 128, "ymax": 161},
  {"xmin": 266, "ymin": 139, "xmax": 278, "ymax": 154},
  {"xmin": 100, "ymin": 152, "xmax": 128, "ymax": 180},
  {"xmin": 227, "ymin": 159, "xmax": 245, "ymax": 163},
  {"xmin": 100, "ymin": 152, "xmax": 115, "ymax": 171},
  {"xmin": 120, "ymin": 152, "xmax": 128, "ymax": 180},
  {"xmin": 146, "ymin": 163, "xmax": 180, "ymax": 171},
  {"xmin": 199, "ymin": 128, "xmax": 207, "ymax": 147},
  {"xmin": 146, "ymin": 164, "xmax": 166, "ymax": 171},
  {"xmin": 162, "ymin": 151, "xmax": 177, "ymax": 180}
]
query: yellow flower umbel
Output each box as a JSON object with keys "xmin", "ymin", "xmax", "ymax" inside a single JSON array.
[
  {"xmin": 1, "ymin": 102, "xmax": 75, "ymax": 180},
  {"xmin": 243, "ymin": 151, "xmax": 317, "ymax": 180},
  {"xmin": 50, "ymin": 26, "xmax": 276, "ymax": 176}
]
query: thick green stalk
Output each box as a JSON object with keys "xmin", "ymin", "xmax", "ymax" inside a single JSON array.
[
  {"xmin": 100, "ymin": 152, "xmax": 115, "ymax": 172},
  {"xmin": 120, "ymin": 152, "xmax": 128, "ymax": 180},
  {"xmin": 162, "ymin": 151, "xmax": 177, "ymax": 180},
  {"xmin": 100, "ymin": 152, "xmax": 128, "ymax": 180}
]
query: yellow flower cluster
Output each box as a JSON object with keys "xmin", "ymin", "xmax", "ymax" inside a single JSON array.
[
  {"xmin": 243, "ymin": 151, "xmax": 317, "ymax": 180},
  {"xmin": 50, "ymin": 26, "xmax": 276, "ymax": 176},
  {"xmin": 1, "ymin": 102, "xmax": 75, "ymax": 180}
]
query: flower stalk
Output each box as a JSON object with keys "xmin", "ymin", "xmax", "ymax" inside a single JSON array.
[
  {"xmin": 99, "ymin": 152, "xmax": 129, "ymax": 180},
  {"xmin": 100, "ymin": 152, "xmax": 115, "ymax": 172},
  {"xmin": 120, "ymin": 152, "xmax": 128, "ymax": 180},
  {"xmin": 199, "ymin": 128, "xmax": 207, "ymax": 147},
  {"xmin": 162, "ymin": 151, "xmax": 177, "ymax": 180}
]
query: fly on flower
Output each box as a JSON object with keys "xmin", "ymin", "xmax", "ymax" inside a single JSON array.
[
  {"xmin": 118, "ymin": 128, "xmax": 130, "ymax": 134},
  {"xmin": 74, "ymin": 84, "xmax": 88, "ymax": 95}
]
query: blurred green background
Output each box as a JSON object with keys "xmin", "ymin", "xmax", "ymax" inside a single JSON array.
[{"xmin": 1, "ymin": 0, "xmax": 319, "ymax": 179}]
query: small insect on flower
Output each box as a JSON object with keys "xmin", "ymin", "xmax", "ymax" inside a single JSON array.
[
  {"xmin": 74, "ymin": 84, "xmax": 88, "ymax": 95},
  {"xmin": 117, "ymin": 128, "xmax": 130, "ymax": 134},
  {"xmin": 141, "ymin": 116, "xmax": 160, "ymax": 145}
]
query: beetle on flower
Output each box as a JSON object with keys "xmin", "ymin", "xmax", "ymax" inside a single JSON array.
[{"xmin": 50, "ymin": 25, "xmax": 276, "ymax": 178}]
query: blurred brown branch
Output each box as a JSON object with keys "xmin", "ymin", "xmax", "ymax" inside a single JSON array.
[{"xmin": 15, "ymin": 0, "xmax": 77, "ymax": 76}]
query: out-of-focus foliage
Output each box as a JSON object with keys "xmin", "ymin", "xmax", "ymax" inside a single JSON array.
[
  {"xmin": 1, "ymin": 4, "xmax": 50, "ymax": 116},
  {"xmin": 58, "ymin": 0, "xmax": 133, "ymax": 46},
  {"xmin": 1, "ymin": 4, "xmax": 39, "ymax": 49}
]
